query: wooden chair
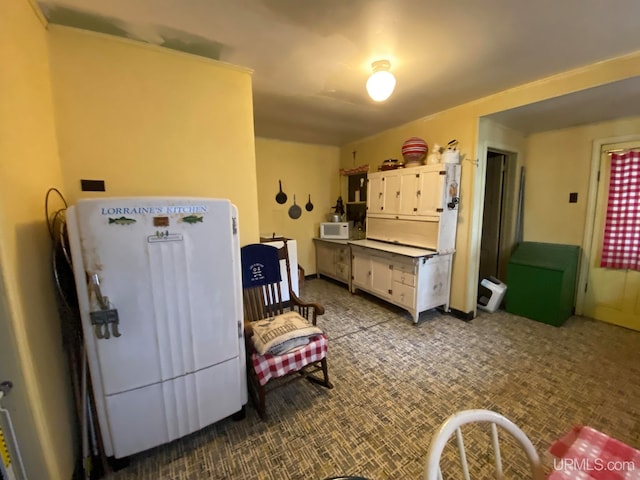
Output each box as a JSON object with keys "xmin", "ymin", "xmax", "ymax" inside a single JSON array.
[
  {"xmin": 240, "ymin": 240, "xmax": 333, "ymax": 418},
  {"xmin": 425, "ymin": 409, "xmax": 544, "ymax": 480}
]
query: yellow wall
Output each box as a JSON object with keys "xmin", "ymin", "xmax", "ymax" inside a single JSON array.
[
  {"xmin": 0, "ymin": 1, "xmax": 75, "ymax": 478},
  {"xmin": 341, "ymin": 51, "xmax": 640, "ymax": 314},
  {"xmin": 48, "ymin": 26, "xmax": 260, "ymax": 245},
  {"xmin": 524, "ymin": 115, "xmax": 640, "ymax": 245},
  {"xmin": 255, "ymin": 138, "xmax": 340, "ymax": 273}
]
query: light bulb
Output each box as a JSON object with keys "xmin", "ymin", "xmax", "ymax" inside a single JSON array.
[{"xmin": 366, "ymin": 61, "xmax": 396, "ymax": 102}]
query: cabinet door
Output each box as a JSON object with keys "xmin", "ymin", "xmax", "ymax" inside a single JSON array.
[
  {"xmin": 416, "ymin": 168, "xmax": 446, "ymax": 216},
  {"xmin": 315, "ymin": 242, "xmax": 335, "ymax": 276},
  {"xmin": 367, "ymin": 174, "xmax": 385, "ymax": 214},
  {"xmin": 416, "ymin": 255, "xmax": 452, "ymax": 311},
  {"xmin": 370, "ymin": 257, "xmax": 393, "ymax": 298},
  {"xmin": 398, "ymin": 171, "xmax": 421, "ymax": 215},
  {"xmin": 383, "ymin": 173, "xmax": 401, "ymax": 215},
  {"xmin": 351, "ymin": 253, "xmax": 371, "ymax": 289}
]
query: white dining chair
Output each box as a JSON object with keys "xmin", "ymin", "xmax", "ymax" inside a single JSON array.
[{"xmin": 424, "ymin": 409, "xmax": 545, "ymax": 480}]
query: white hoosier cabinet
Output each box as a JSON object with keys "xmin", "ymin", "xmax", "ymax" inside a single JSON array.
[
  {"xmin": 352, "ymin": 163, "xmax": 461, "ymax": 322},
  {"xmin": 350, "ymin": 240, "xmax": 453, "ymax": 322},
  {"xmin": 67, "ymin": 197, "xmax": 247, "ymax": 458}
]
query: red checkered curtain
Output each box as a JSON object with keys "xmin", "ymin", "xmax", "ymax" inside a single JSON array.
[{"xmin": 600, "ymin": 150, "xmax": 640, "ymax": 270}]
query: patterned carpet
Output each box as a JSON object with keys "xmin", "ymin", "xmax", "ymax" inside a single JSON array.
[{"xmin": 107, "ymin": 278, "xmax": 640, "ymax": 480}]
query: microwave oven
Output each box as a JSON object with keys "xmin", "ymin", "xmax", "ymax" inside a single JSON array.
[{"xmin": 320, "ymin": 222, "xmax": 351, "ymax": 240}]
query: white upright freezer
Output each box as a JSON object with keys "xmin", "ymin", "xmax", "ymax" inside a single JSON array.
[{"xmin": 66, "ymin": 197, "xmax": 247, "ymax": 458}]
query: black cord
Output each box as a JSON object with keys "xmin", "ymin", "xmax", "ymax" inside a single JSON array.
[
  {"xmin": 45, "ymin": 188, "xmax": 82, "ymax": 350},
  {"xmin": 45, "ymin": 187, "xmax": 68, "ymax": 242}
]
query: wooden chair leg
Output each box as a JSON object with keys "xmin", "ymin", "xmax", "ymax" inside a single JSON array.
[
  {"xmin": 306, "ymin": 358, "xmax": 334, "ymax": 389},
  {"xmin": 320, "ymin": 358, "xmax": 333, "ymax": 389},
  {"xmin": 246, "ymin": 362, "xmax": 268, "ymax": 419}
]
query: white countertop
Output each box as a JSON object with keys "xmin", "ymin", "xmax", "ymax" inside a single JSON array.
[{"xmin": 348, "ymin": 239, "xmax": 438, "ymax": 258}]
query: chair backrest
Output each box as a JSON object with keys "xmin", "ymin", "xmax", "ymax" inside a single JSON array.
[
  {"xmin": 424, "ymin": 409, "xmax": 544, "ymax": 480},
  {"xmin": 240, "ymin": 241, "xmax": 292, "ymax": 322}
]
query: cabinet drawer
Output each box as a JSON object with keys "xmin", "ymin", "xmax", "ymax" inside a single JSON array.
[
  {"xmin": 392, "ymin": 281, "xmax": 415, "ymax": 308},
  {"xmin": 336, "ymin": 248, "xmax": 350, "ymax": 263},
  {"xmin": 392, "ymin": 265, "xmax": 416, "ymax": 287},
  {"xmin": 335, "ymin": 262, "xmax": 349, "ymax": 281}
]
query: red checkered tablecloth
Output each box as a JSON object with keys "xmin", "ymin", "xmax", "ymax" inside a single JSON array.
[
  {"xmin": 548, "ymin": 425, "xmax": 640, "ymax": 479},
  {"xmin": 252, "ymin": 334, "xmax": 328, "ymax": 386}
]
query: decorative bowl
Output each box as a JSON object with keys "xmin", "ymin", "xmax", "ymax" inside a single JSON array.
[{"xmin": 401, "ymin": 137, "xmax": 428, "ymax": 166}]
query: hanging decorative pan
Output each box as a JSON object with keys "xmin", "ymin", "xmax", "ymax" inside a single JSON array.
[
  {"xmin": 275, "ymin": 180, "xmax": 287, "ymax": 204},
  {"xmin": 288, "ymin": 195, "xmax": 302, "ymax": 219},
  {"xmin": 305, "ymin": 194, "xmax": 314, "ymax": 212}
]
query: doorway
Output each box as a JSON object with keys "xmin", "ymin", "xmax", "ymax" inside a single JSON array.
[
  {"xmin": 478, "ymin": 149, "xmax": 517, "ymax": 287},
  {"xmin": 582, "ymin": 141, "xmax": 640, "ymax": 331}
]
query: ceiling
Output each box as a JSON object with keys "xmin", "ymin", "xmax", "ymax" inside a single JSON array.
[{"xmin": 36, "ymin": 0, "xmax": 640, "ymax": 146}]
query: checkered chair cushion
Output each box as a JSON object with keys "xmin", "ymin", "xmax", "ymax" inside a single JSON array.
[{"xmin": 251, "ymin": 334, "xmax": 328, "ymax": 386}]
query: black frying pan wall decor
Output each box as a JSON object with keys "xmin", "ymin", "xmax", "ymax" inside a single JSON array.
[
  {"xmin": 288, "ymin": 195, "xmax": 302, "ymax": 219},
  {"xmin": 305, "ymin": 194, "xmax": 314, "ymax": 211},
  {"xmin": 275, "ymin": 180, "xmax": 287, "ymax": 204}
]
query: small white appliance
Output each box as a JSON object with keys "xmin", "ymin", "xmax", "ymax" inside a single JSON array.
[
  {"xmin": 477, "ymin": 276, "xmax": 508, "ymax": 313},
  {"xmin": 320, "ymin": 222, "xmax": 351, "ymax": 239},
  {"xmin": 66, "ymin": 197, "xmax": 247, "ymax": 458}
]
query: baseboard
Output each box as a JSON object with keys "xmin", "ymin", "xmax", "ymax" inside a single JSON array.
[
  {"xmin": 307, "ymin": 274, "xmax": 350, "ymax": 289},
  {"xmin": 445, "ymin": 307, "xmax": 475, "ymax": 321}
]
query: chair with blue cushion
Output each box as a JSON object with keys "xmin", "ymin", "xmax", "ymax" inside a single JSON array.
[{"xmin": 241, "ymin": 240, "xmax": 333, "ymax": 418}]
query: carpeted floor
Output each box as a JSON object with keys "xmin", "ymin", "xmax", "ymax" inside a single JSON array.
[{"xmin": 107, "ymin": 278, "xmax": 640, "ymax": 480}]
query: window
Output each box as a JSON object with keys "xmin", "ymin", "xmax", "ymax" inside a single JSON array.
[{"xmin": 600, "ymin": 150, "xmax": 640, "ymax": 271}]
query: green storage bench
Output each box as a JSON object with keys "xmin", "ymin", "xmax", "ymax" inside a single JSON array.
[{"xmin": 505, "ymin": 242, "xmax": 580, "ymax": 326}]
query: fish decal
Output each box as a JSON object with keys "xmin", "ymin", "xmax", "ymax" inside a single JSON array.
[
  {"xmin": 182, "ymin": 215, "xmax": 203, "ymax": 224},
  {"xmin": 108, "ymin": 216, "xmax": 136, "ymax": 225}
]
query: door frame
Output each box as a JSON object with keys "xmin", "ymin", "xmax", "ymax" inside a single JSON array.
[
  {"xmin": 470, "ymin": 139, "xmax": 521, "ymax": 315},
  {"xmin": 481, "ymin": 149, "xmax": 512, "ymax": 282},
  {"xmin": 575, "ymin": 133, "xmax": 640, "ymax": 315}
]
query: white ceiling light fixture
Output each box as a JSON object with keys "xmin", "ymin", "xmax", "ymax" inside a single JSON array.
[{"xmin": 366, "ymin": 60, "xmax": 396, "ymax": 102}]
